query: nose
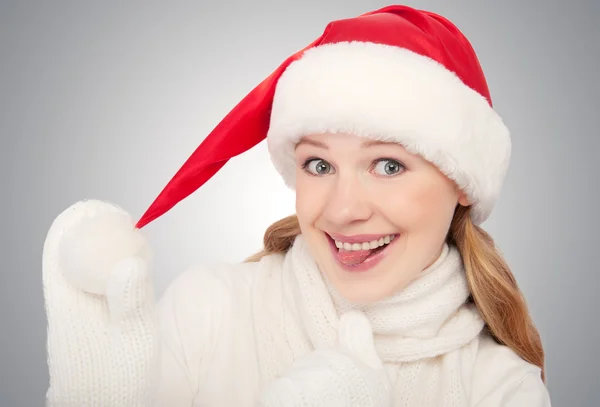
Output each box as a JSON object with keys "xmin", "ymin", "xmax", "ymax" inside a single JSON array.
[{"xmin": 322, "ymin": 173, "xmax": 372, "ymax": 228}]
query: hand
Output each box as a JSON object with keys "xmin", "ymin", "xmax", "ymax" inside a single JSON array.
[
  {"xmin": 257, "ymin": 311, "xmax": 392, "ymax": 407},
  {"xmin": 43, "ymin": 200, "xmax": 159, "ymax": 407}
]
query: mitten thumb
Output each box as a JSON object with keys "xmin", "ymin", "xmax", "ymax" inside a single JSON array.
[
  {"xmin": 337, "ymin": 311, "xmax": 383, "ymax": 370},
  {"xmin": 106, "ymin": 256, "xmax": 155, "ymax": 329}
]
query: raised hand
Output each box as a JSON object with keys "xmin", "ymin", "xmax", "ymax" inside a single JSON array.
[{"xmin": 43, "ymin": 200, "xmax": 160, "ymax": 407}]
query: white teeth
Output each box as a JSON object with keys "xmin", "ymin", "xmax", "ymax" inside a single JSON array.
[{"xmin": 333, "ymin": 234, "xmax": 397, "ymax": 251}]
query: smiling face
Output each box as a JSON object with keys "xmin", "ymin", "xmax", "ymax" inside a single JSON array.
[{"xmin": 294, "ymin": 132, "xmax": 470, "ymax": 303}]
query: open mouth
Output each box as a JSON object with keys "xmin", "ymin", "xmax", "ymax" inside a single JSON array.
[{"xmin": 325, "ymin": 232, "xmax": 399, "ymax": 272}]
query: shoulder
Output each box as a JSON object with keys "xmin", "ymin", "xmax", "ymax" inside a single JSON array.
[
  {"xmin": 157, "ymin": 258, "xmax": 263, "ymax": 312},
  {"xmin": 471, "ymin": 331, "xmax": 551, "ymax": 406},
  {"xmin": 157, "ymin": 251, "xmax": 286, "ymax": 326},
  {"xmin": 155, "ymin": 256, "xmax": 279, "ymax": 365}
]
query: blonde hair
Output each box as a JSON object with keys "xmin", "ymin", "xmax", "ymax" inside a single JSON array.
[{"xmin": 245, "ymin": 205, "xmax": 546, "ymax": 382}]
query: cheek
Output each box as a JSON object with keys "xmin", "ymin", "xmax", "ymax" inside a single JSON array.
[
  {"xmin": 381, "ymin": 179, "xmax": 456, "ymax": 230},
  {"xmin": 295, "ymin": 170, "xmax": 327, "ymax": 225}
]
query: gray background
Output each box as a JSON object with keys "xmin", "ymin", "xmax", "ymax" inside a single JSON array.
[{"xmin": 1, "ymin": 0, "xmax": 598, "ymax": 405}]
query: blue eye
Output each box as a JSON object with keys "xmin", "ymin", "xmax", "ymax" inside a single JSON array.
[
  {"xmin": 303, "ymin": 158, "xmax": 334, "ymax": 175},
  {"xmin": 372, "ymin": 159, "xmax": 404, "ymax": 176}
]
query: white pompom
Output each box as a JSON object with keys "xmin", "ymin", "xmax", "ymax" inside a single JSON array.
[{"xmin": 58, "ymin": 209, "xmax": 152, "ymax": 295}]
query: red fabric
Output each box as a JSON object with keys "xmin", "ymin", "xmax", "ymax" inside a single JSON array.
[{"xmin": 135, "ymin": 5, "xmax": 491, "ymax": 228}]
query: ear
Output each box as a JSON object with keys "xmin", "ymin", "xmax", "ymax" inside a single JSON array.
[{"xmin": 457, "ymin": 190, "xmax": 470, "ymax": 207}]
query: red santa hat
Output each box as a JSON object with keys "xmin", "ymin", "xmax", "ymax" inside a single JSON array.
[{"xmin": 135, "ymin": 4, "xmax": 510, "ymax": 229}]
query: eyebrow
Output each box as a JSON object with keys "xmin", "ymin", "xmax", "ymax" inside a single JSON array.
[
  {"xmin": 295, "ymin": 138, "xmax": 394, "ymax": 150},
  {"xmin": 361, "ymin": 139, "xmax": 393, "ymax": 148},
  {"xmin": 295, "ymin": 138, "xmax": 328, "ymax": 150}
]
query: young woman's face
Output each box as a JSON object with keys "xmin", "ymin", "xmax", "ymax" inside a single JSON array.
[{"xmin": 294, "ymin": 132, "xmax": 469, "ymax": 303}]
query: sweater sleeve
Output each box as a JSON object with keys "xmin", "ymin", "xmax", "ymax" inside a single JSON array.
[
  {"xmin": 153, "ymin": 266, "xmax": 226, "ymax": 406},
  {"xmin": 472, "ymin": 370, "xmax": 551, "ymax": 407},
  {"xmin": 471, "ymin": 334, "xmax": 551, "ymax": 406}
]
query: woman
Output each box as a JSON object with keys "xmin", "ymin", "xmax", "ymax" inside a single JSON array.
[{"xmin": 43, "ymin": 5, "xmax": 551, "ymax": 406}]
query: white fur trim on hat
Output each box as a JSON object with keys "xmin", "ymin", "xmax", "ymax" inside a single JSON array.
[{"xmin": 266, "ymin": 41, "xmax": 511, "ymax": 225}]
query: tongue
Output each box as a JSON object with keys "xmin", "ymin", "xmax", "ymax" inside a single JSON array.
[{"xmin": 337, "ymin": 248, "xmax": 373, "ymax": 265}]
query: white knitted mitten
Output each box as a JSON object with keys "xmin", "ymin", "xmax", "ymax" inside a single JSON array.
[
  {"xmin": 257, "ymin": 311, "xmax": 393, "ymax": 407},
  {"xmin": 42, "ymin": 200, "xmax": 159, "ymax": 407}
]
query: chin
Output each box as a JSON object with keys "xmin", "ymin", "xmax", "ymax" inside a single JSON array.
[
  {"xmin": 307, "ymin": 230, "xmax": 410, "ymax": 304},
  {"xmin": 324, "ymin": 259, "xmax": 403, "ymax": 304}
]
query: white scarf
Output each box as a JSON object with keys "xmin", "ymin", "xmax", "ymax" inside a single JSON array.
[{"xmin": 252, "ymin": 234, "xmax": 485, "ymax": 406}]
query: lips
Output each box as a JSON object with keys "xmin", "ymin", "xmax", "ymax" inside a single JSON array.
[{"xmin": 325, "ymin": 232, "xmax": 399, "ymax": 273}]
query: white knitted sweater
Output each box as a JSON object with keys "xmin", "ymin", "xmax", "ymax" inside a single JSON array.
[{"xmin": 155, "ymin": 235, "xmax": 551, "ymax": 406}]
